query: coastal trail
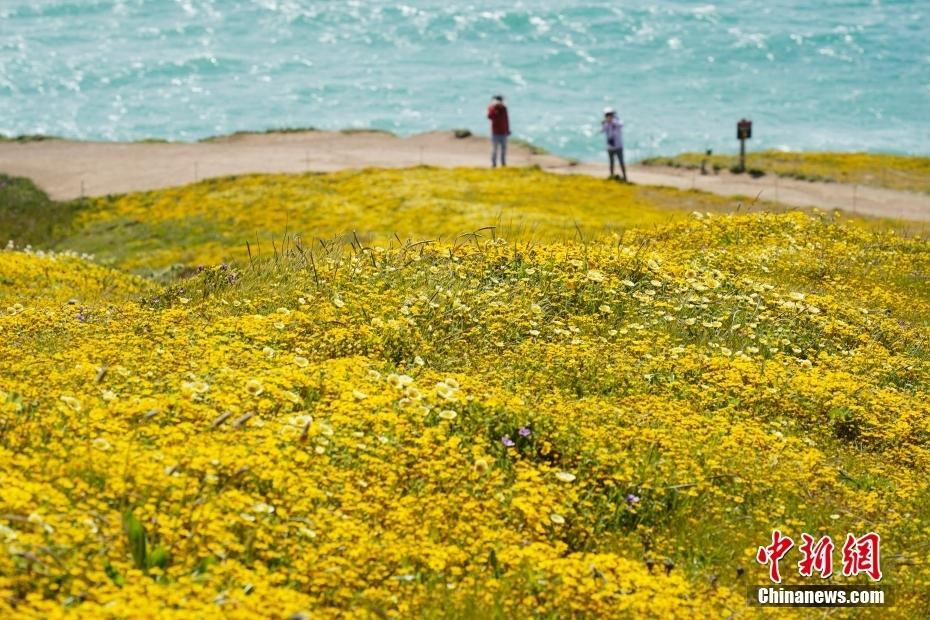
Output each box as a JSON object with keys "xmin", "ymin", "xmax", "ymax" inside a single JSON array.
[{"xmin": 2, "ymin": 130, "xmax": 928, "ymax": 221}]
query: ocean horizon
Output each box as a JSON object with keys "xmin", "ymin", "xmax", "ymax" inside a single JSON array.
[{"xmin": 2, "ymin": 0, "xmax": 928, "ymax": 161}]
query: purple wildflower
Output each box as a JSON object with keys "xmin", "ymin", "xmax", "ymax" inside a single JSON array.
[
  {"xmin": 501, "ymin": 436, "xmax": 515, "ymax": 447},
  {"xmin": 518, "ymin": 427, "xmax": 531, "ymax": 438},
  {"xmin": 626, "ymin": 493, "xmax": 641, "ymax": 504}
]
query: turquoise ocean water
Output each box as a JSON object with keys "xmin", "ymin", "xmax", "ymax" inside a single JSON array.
[{"xmin": 2, "ymin": 1, "xmax": 928, "ymax": 161}]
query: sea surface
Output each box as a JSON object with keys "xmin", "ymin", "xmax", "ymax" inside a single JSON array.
[{"xmin": 2, "ymin": 0, "xmax": 928, "ymax": 161}]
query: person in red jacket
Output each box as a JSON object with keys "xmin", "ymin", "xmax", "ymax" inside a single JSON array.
[{"xmin": 487, "ymin": 95, "xmax": 510, "ymax": 168}]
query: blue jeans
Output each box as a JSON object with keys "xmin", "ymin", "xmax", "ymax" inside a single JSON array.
[{"xmin": 491, "ymin": 134, "xmax": 507, "ymax": 167}]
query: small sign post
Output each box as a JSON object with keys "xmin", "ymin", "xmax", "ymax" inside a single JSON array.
[{"xmin": 737, "ymin": 119, "xmax": 752, "ymax": 172}]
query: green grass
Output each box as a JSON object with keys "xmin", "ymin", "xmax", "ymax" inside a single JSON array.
[
  {"xmin": 642, "ymin": 150, "xmax": 930, "ymax": 193},
  {"xmin": 0, "ymin": 174, "xmax": 86, "ymax": 247},
  {"xmin": 197, "ymin": 127, "xmax": 396, "ymax": 142},
  {"xmin": 198, "ymin": 127, "xmax": 321, "ymax": 142},
  {"xmin": 509, "ymin": 137, "xmax": 550, "ymax": 155},
  {"xmin": 338, "ymin": 127, "xmax": 396, "ymax": 136}
]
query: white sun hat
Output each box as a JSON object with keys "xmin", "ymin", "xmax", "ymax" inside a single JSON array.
[{"xmin": 603, "ymin": 106, "xmax": 616, "ymax": 115}]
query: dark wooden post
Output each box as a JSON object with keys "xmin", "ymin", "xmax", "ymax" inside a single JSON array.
[{"xmin": 737, "ymin": 119, "xmax": 752, "ymax": 173}]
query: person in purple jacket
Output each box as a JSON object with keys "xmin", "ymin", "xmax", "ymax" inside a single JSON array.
[{"xmin": 602, "ymin": 107, "xmax": 627, "ymax": 182}]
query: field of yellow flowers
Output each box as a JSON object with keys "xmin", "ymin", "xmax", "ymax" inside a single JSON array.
[
  {"xmin": 642, "ymin": 151, "xmax": 930, "ymax": 194},
  {"xmin": 56, "ymin": 167, "xmax": 741, "ymax": 275},
  {"xmin": 2, "ymin": 167, "xmax": 929, "ymax": 618}
]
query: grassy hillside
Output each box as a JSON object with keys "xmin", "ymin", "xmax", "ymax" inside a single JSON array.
[
  {"xmin": 53, "ymin": 167, "xmax": 738, "ymax": 274},
  {"xmin": 642, "ymin": 151, "xmax": 930, "ymax": 194},
  {"xmin": 1, "ymin": 168, "xmax": 929, "ymax": 617},
  {"xmin": 0, "ymin": 174, "xmax": 85, "ymax": 247}
]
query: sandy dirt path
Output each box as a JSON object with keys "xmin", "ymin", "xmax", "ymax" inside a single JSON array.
[{"xmin": 2, "ymin": 130, "xmax": 929, "ymax": 221}]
